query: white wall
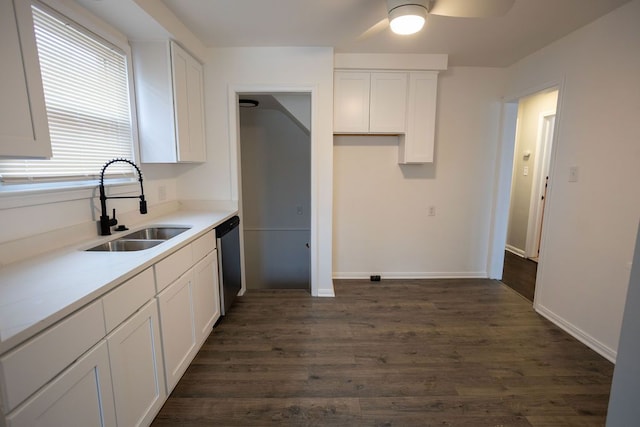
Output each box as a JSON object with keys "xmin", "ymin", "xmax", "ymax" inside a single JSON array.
[
  {"xmin": 176, "ymin": 47, "xmax": 334, "ymax": 297},
  {"xmin": 504, "ymin": 0, "xmax": 640, "ymax": 360},
  {"xmin": 0, "ymin": 166, "xmax": 179, "ymax": 265},
  {"xmin": 333, "ymin": 66, "xmax": 505, "ymax": 278}
]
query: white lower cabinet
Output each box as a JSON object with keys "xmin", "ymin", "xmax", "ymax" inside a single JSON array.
[
  {"xmin": 157, "ymin": 270, "xmax": 198, "ymax": 393},
  {"xmin": 156, "ymin": 231, "xmax": 219, "ymax": 393},
  {"xmin": 107, "ymin": 300, "xmax": 166, "ymax": 427},
  {"xmin": 6, "ymin": 341, "xmax": 116, "ymax": 427},
  {"xmin": 193, "ymin": 250, "xmax": 220, "ymax": 346},
  {"xmin": 0, "ymin": 229, "xmax": 221, "ymax": 427}
]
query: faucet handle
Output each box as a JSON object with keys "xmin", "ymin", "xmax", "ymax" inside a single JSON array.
[{"xmin": 110, "ymin": 208, "xmax": 118, "ymax": 226}]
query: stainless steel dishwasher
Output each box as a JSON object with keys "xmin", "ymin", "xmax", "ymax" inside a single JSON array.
[{"xmin": 216, "ymin": 216, "xmax": 242, "ymax": 315}]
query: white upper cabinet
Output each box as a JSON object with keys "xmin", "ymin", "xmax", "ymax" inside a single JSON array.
[
  {"xmin": 0, "ymin": 0, "xmax": 51, "ymax": 159},
  {"xmin": 132, "ymin": 40, "xmax": 206, "ymax": 163},
  {"xmin": 399, "ymin": 72, "xmax": 438, "ymax": 164},
  {"xmin": 334, "ymin": 69, "xmax": 438, "ymax": 164},
  {"xmin": 333, "ymin": 72, "xmax": 370, "ymax": 133},
  {"xmin": 171, "ymin": 42, "xmax": 206, "ymax": 162},
  {"xmin": 334, "ymin": 71, "xmax": 407, "ymax": 134},
  {"xmin": 369, "ymin": 73, "xmax": 408, "ymax": 133}
]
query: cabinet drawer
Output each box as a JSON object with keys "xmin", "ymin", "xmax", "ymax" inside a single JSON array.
[
  {"xmin": 0, "ymin": 300, "xmax": 106, "ymax": 412},
  {"xmin": 102, "ymin": 268, "xmax": 155, "ymax": 332},
  {"xmin": 154, "ymin": 244, "xmax": 193, "ymax": 292},
  {"xmin": 192, "ymin": 230, "xmax": 215, "ymax": 263}
]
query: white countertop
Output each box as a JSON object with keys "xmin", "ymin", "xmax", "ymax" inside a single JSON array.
[{"xmin": 0, "ymin": 208, "xmax": 236, "ymax": 354}]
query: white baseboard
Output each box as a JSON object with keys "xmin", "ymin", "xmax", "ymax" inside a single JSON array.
[
  {"xmin": 506, "ymin": 245, "xmax": 526, "ymax": 257},
  {"xmin": 332, "ymin": 271, "xmax": 488, "ymax": 280},
  {"xmin": 316, "ymin": 288, "xmax": 336, "ymax": 297},
  {"xmin": 534, "ymin": 302, "xmax": 617, "ymax": 363}
]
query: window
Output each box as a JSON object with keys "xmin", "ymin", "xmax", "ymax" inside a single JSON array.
[{"xmin": 0, "ymin": 3, "xmax": 136, "ymax": 185}]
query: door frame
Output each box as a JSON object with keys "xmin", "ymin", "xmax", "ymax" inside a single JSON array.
[
  {"xmin": 227, "ymin": 85, "xmax": 319, "ymax": 296},
  {"xmin": 487, "ymin": 79, "xmax": 564, "ymax": 306}
]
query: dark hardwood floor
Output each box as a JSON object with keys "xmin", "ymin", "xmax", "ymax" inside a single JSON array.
[
  {"xmin": 502, "ymin": 251, "xmax": 538, "ymax": 302},
  {"xmin": 152, "ymin": 279, "xmax": 613, "ymax": 426}
]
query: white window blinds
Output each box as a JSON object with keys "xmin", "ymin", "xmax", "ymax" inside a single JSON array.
[{"xmin": 0, "ymin": 3, "xmax": 135, "ymax": 183}]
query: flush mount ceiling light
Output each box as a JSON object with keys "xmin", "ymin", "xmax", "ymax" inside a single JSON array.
[
  {"xmin": 359, "ymin": 0, "xmax": 515, "ymax": 40},
  {"xmin": 387, "ymin": 1, "xmax": 428, "ymax": 35}
]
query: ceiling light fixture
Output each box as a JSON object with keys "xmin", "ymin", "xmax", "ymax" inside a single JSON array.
[{"xmin": 388, "ymin": 1, "xmax": 428, "ymax": 35}]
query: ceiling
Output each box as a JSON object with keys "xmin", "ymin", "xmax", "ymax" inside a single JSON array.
[{"xmin": 160, "ymin": 0, "xmax": 629, "ymax": 67}]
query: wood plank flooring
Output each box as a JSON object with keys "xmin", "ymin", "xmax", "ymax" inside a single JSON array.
[
  {"xmin": 151, "ymin": 279, "xmax": 613, "ymax": 426},
  {"xmin": 502, "ymin": 251, "xmax": 538, "ymax": 302}
]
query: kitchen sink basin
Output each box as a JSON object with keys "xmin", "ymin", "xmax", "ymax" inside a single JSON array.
[
  {"xmin": 121, "ymin": 227, "xmax": 190, "ymax": 240},
  {"xmin": 86, "ymin": 239, "xmax": 164, "ymax": 252},
  {"xmin": 85, "ymin": 226, "xmax": 191, "ymax": 252}
]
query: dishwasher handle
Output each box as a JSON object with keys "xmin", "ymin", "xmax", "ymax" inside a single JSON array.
[{"xmin": 216, "ymin": 216, "xmax": 240, "ymax": 238}]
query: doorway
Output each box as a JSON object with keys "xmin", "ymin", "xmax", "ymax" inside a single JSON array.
[
  {"xmin": 500, "ymin": 88, "xmax": 559, "ymax": 301},
  {"xmin": 238, "ymin": 92, "xmax": 311, "ymax": 291}
]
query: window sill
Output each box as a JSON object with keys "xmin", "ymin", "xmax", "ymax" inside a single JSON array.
[{"xmin": 0, "ymin": 179, "xmax": 139, "ymax": 210}]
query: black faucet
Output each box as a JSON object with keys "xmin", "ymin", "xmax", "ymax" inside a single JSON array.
[{"xmin": 99, "ymin": 158, "xmax": 147, "ymax": 236}]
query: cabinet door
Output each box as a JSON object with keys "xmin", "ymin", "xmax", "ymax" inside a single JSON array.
[
  {"xmin": 107, "ymin": 301, "xmax": 166, "ymax": 427},
  {"xmin": 0, "ymin": 300, "xmax": 106, "ymax": 413},
  {"xmin": 192, "ymin": 250, "xmax": 220, "ymax": 345},
  {"xmin": 369, "ymin": 72, "xmax": 407, "ymax": 133},
  {"xmin": 6, "ymin": 341, "xmax": 116, "ymax": 427},
  {"xmin": 131, "ymin": 41, "xmax": 177, "ymax": 163},
  {"xmin": 399, "ymin": 72, "xmax": 438, "ymax": 164},
  {"xmin": 171, "ymin": 41, "xmax": 206, "ymax": 163},
  {"xmin": 334, "ymin": 71, "xmax": 370, "ymax": 133},
  {"xmin": 0, "ymin": 0, "xmax": 51, "ymax": 158},
  {"xmin": 157, "ymin": 270, "xmax": 197, "ymax": 393}
]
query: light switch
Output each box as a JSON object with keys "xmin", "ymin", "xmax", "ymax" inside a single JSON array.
[
  {"xmin": 569, "ymin": 166, "xmax": 579, "ymax": 182},
  {"xmin": 523, "ymin": 166, "xmax": 529, "ymax": 176},
  {"xmin": 296, "ymin": 205, "xmax": 303, "ymax": 215}
]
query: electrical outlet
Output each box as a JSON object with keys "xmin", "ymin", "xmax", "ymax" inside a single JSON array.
[
  {"xmin": 523, "ymin": 166, "xmax": 529, "ymax": 176},
  {"xmin": 296, "ymin": 205, "xmax": 303, "ymax": 215},
  {"xmin": 158, "ymin": 185, "xmax": 167, "ymax": 201},
  {"xmin": 428, "ymin": 206, "xmax": 436, "ymax": 216}
]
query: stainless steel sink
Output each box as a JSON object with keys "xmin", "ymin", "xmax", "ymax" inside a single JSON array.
[
  {"xmin": 86, "ymin": 239, "xmax": 164, "ymax": 252},
  {"xmin": 121, "ymin": 227, "xmax": 190, "ymax": 240},
  {"xmin": 85, "ymin": 226, "xmax": 191, "ymax": 252}
]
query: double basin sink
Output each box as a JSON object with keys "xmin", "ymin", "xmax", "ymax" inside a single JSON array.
[{"xmin": 86, "ymin": 227, "xmax": 190, "ymax": 252}]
